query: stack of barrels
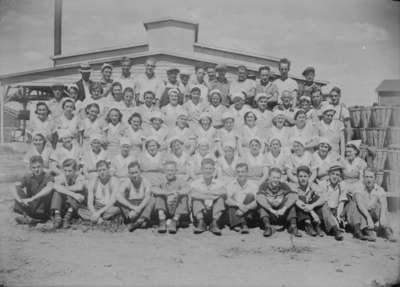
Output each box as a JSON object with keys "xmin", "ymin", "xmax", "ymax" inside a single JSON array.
[{"xmin": 349, "ymin": 105, "xmax": 400, "ymax": 210}]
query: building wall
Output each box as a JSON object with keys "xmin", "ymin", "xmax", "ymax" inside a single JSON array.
[{"xmin": 378, "ymin": 92, "xmax": 400, "ymax": 106}]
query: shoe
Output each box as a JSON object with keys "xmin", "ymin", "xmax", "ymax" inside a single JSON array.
[
  {"xmin": 63, "ymin": 211, "xmax": 73, "ymax": 229},
  {"xmin": 15, "ymin": 215, "xmax": 37, "ymax": 226},
  {"xmin": 53, "ymin": 212, "xmax": 63, "ymax": 229},
  {"xmin": 305, "ymin": 222, "xmax": 317, "ymax": 237},
  {"xmin": 353, "ymin": 230, "xmax": 368, "ymax": 241},
  {"xmin": 263, "ymin": 226, "xmax": 273, "ymax": 237},
  {"xmin": 210, "ymin": 220, "xmax": 222, "ymax": 236},
  {"xmin": 333, "ymin": 229, "xmax": 344, "ymax": 241},
  {"xmin": 382, "ymin": 227, "xmax": 396, "ymax": 242},
  {"xmin": 288, "ymin": 225, "xmax": 302, "ymax": 237},
  {"xmin": 364, "ymin": 229, "xmax": 376, "ymax": 242},
  {"xmin": 314, "ymin": 223, "xmax": 324, "ymax": 237},
  {"xmin": 128, "ymin": 220, "xmax": 143, "ymax": 232},
  {"xmin": 158, "ymin": 219, "xmax": 167, "ymax": 234},
  {"xmin": 194, "ymin": 219, "xmax": 206, "ymax": 234},
  {"xmin": 168, "ymin": 220, "xmax": 177, "ymax": 234},
  {"xmin": 240, "ymin": 223, "xmax": 249, "ymax": 234}
]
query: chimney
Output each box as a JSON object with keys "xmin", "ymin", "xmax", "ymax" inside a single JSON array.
[{"xmin": 54, "ymin": 0, "xmax": 62, "ymax": 56}]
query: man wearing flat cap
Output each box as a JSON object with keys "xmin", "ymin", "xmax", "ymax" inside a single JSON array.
[
  {"xmin": 298, "ymin": 66, "xmax": 319, "ymax": 102},
  {"xmin": 75, "ymin": 62, "xmax": 94, "ymax": 102},
  {"xmin": 159, "ymin": 68, "xmax": 184, "ymax": 108}
]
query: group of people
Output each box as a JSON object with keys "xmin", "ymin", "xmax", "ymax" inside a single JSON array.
[{"xmin": 13, "ymin": 57, "xmax": 396, "ymax": 242}]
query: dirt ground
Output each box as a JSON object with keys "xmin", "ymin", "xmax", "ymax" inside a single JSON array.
[{"xmin": 0, "ymin": 144, "xmax": 399, "ymax": 287}]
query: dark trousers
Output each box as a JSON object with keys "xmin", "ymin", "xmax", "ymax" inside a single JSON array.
[
  {"xmin": 13, "ymin": 189, "xmax": 53, "ymax": 220},
  {"xmin": 257, "ymin": 194, "xmax": 297, "ymax": 227},
  {"xmin": 154, "ymin": 194, "xmax": 189, "ymax": 218},
  {"xmin": 227, "ymin": 194, "xmax": 256, "ymax": 227},
  {"xmin": 50, "ymin": 189, "xmax": 87, "ymax": 215}
]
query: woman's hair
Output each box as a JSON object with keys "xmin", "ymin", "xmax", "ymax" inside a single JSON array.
[
  {"xmin": 62, "ymin": 158, "xmax": 78, "ymax": 170},
  {"xmin": 145, "ymin": 139, "xmax": 160, "ymax": 150},
  {"xmin": 33, "ymin": 133, "xmax": 47, "ymax": 145},
  {"xmin": 96, "ymin": 160, "xmax": 109, "ymax": 169},
  {"xmin": 62, "ymin": 98, "xmax": 75, "ymax": 110},
  {"xmin": 123, "ymin": 87, "xmax": 134, "ymax": 95},
  {"xmin": 128, "ymin": 112, "xmax": 142, "ymax": 125},
  {"xmin": 89, "ymin": 82, "xmax": 103, "ymax": 94},
  {"xmin": 85, "ymin": 103, "xmax": 100, "ymax": 115},
  {"xmin": 244, "ymin": 111, "xmax": 257, "ymax": 121},
  {"xmin": 105, "ymin": 108, "xmax": 123, "ymax": 123},
  {"xmin": 294, "ymin": 109, "xmax": 306, "ymax": 120},
  {"xmin": 128, "ymin": 161, "xmax": 141, "ymax": 170},
  {"xmin": 29, "ymin": 155, "xmax": 44, "ymax": 166},
  {"xmin": 35, "ymin": 102, "xmax": 51, "ymax": 115}
]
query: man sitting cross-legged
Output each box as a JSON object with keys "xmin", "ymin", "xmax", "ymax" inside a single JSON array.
[
  {"xmin": 115, "ymin": 161, "xmax": 155, "ymax": 232},
  {"xmin": 13, "ymin": 155, "xmax": 55, "ymax": 226},
  {"xmin": 190, "ymin": 158, "xmax": 227, "ymax": 236},
  {"xmin": 256, "ymin": 167, "xmax": 301, "ymax": 237},
  {"xmin": 24, "ymin": 158, "xmax": 86, "ymax": 229},
  {"xmin": 78, "ymin": 160, "xmax": 121, "ymax": 224},
  {"xmin": 350, "ymin": 168, "xmax": 396, "ymax": 242},
  {"xmin": 225, "ymin": 162, "xmax": 258, "ymax": 234},
  {"xmin": 293, "ymin": 165, "xmax": 343, "ymax": 240},
  {"xmin": 151, "ymin": 160, "xmax": 190, "ymax": 234}
]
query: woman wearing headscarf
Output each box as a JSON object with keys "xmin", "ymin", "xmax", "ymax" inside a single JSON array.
[{"xmin": 312, "ymin": 137, "xmax": 341, "ymax": 182}]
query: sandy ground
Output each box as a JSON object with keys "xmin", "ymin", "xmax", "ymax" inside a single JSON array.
[{"xmin": 0, "ymin": 144, "xmax": 399, "ymax": 287}]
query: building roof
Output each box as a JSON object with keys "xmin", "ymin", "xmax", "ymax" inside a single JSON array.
[
  {"xmin": 0, "ymin": 18, "xmax": 328, "ymax": 87},
  {"xmin": 143, "ymin": 18, "xmax": 199, "ymax": 42},
  {"xmin": 376, "ymin": 79, "xmax": 400, "ymax": 93}
]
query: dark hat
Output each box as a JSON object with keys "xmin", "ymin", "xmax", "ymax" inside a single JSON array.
[
  {"xmin": 328, "ymin": 164, "xmax": 343, "ymax": 173},
  {"xmin": 215, "ymin": 63, "xmax": 228, "ymax": 71},
  {"xmin": 167, "ymin": 68, "xmax": 180, "ymax": 74},
  {"xmin": 190, "ymin": 86, "xmax": 201, "ymax": 93},
  {"xmin": 302, "ymin": 66, "xmax": 315, "ymax": 77},
  {"xmin": 51, "ymin": 83, "xmax": 65, "ymax": 89},
  {"xmin": 297, "ymin": 165, "xmax": 311, "ymax": 175}
]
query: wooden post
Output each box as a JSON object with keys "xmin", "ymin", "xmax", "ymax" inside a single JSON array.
[
  {"xmin": 0, "ymin": 85, "xmax": 10, "ymax": 144},
  {"xmin": 54, "ymin": 0, "xmax": 63, "ymax": 56}
]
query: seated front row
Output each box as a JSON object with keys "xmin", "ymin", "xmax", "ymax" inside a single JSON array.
[{"xmin": 13, "ymin": 155, "xmax": 396, "ymax": 242}]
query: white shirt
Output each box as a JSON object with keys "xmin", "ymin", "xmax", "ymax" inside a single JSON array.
[
  {"xmin": 135, "ymin": 74, "xmax": 165, "ymax": 102},
  {"xmin": 273, "ymin": 78, "xmax": 298, "ymax": 104}
]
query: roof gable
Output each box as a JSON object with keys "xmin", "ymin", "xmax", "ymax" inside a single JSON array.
[{"xmin": 376, "ymin": 79, "xmax": 400, "ymax": 92}]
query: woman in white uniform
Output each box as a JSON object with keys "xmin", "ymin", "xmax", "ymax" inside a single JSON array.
[
  {"xmin": 242, "ymin": 137, "xmax": 269, "ymax": 183},
  {"xmin": 264, "ymin": 138, "xmax": 289, "ymax": 181},
  {"xmin": 313, "ymin": 137, "xmax": 341, "ymax": 182},
  {"xmin": 286, "ymin": 137, "xmax": 316, "ymax": 184},
  {"xmin": 342, "ymin": 140, "xmax": 367, "ymax": 191},
  {"xmin": 103, "ymin": 108, "xmax": 128, "ymax": 159},
  {"xmin": 164, "ymin": 137, "xmax": 191, "ymax": 181},
  {"xmin": 110, "ymin": 137, "xmax": 137, "ymax": 180},
  {"xmin": 205, "ymin": 89, "xmax": 227, "ymax": 129},
  {"xmin": 146, "ymin": 111, "xmax": 169, "ymax": 151},
  {"xmin": 291, "ymin": 109, "xmax": 318, "ymax": 148},
  {"xmin": 126, "ymin": 112, "xmax": 147, "ymax": 154},
  {"xmin": 78, "ymin": 103, "xmax": 105, "ymax": 149},
  {"xmin": 267, "ymin": 110, "xmax": 292, "ymax": 150},
  {"xmin": 54, "ymin": 98, "xmax": 80, "ymax": 145},
  {"xmin": 80, "ymin": 134, "xmax": 109, "ymax": 179},
  {"xmin": 23, "ymin": 133, "xmax": 53, "ymax": 172},
  {"xmin": 194, "ymin": 112, "xmax": 218, "ymax": 155},
  {"xmin": 138, "ymin": 138, "xmax": 165, "ymax": 186},
  {"xmin": 240, "ymin": 110, "xmax": 265, "ymax": 152},
  {"xmin": 26, "ymin": 102, "xmax": 54, "ymax": 144},
  {"xmin": 167, "ymin": 111, "xmax": 196, "ymax": 154},
  {"xmin": 217, "ymin": 141, "xmax": 240, "ymax": 183}
]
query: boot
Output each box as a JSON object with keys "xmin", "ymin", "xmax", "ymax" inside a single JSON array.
[
  {"xmin": 15, "ymin": 215, "xmax": 42, "ymax": 226},
  {"xmin": 128, "ymin": 218, "xmax": 145, "ymax": 232},
  {"xmin": 332, "ymin": 226, "xmax": 344, "ymax": 241},
  {"xmin": 262, "ymin": 217, "xmax": 273, "ymax": 237},
  {"xmin": 63, "ymin": 210, "xmax": 73, "ymax": 229},
  {"xmin": 288, "ymin": 224, "xmax": 302, "ymax": 237},
  {"xmin": 305, "ymin": 222, "xmax": 317, "ymax": 237},
  {"xmin": 168, "ymin": 219, "xmax": 177, "ymax": 234},
  {"xmin": 314, "ymin": 223, "xmax": 324, "ymax": 237},
  {"xmin": 240, "ymin": 222, "xmax": 249, "ymax": 234},
  {"xmin": 383, "ymin": 227, "xmax": 396, "ymax": 242},
  {"xmin": 158, "ymin": 219, "xmax": 167, "ymax": 234},
  {"xmin": 363, "ymin": 229, "xmax": 376, "ymax": 242},
  {"xmin": 194, "ymin": 219, "xmax": 206, "ymax": 234},
  {"xmin": 353, "ymin": 224, "xmax": 368, "ymax": 241},
  {"xmin": 53, "ymin": 211, "xmax": 63, "ymax": 229},
  {"xmin": 210, "ymin": 219, "xmax": 222, "ymax": 236}
]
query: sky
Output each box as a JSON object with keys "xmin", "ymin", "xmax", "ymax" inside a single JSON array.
[{"xmin": 0, "ymin": 0, "xmax": 399, "ymax": 105}]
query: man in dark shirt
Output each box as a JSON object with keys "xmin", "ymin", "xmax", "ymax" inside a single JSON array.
[
  {"xmin": 256, "ymin": 167, "xmax": 301, "ymax": 237},
  {"xmin": 13, "ymin": 155, "xmax": 54, "ymax": 225},
  {"xmin": 75, "ymin": 62, "xmax": 94, "ymax": 101}
]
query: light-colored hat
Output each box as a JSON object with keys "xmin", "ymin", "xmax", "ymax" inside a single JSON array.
[
  {"xmin": 249, "ymin": 136, "xmax": 262, "ymax": 145},
  {"xmin": 209, "ymin": 89, "xmax": 222, "ymax": 97},
  {"xmin": 58, "ymin": 129, "xmax": 73, "ymax": 139},
  {"xmin": 166, "ymin": 68, "xmax": 180, "ymax": 74},
  {"xmin": 79, "ymin": 62, "xmax": 92, "ymax": 73},
  {"xmin": 272, "ymin": 110, "xmax": 286, "ymax": 120},
  {"xmin": 322, "ymin": 104, "xmax": 336, "ymax": 114},
  {"xmin": 255, "ymin": 92, "xmax": 268, "ymax": 102},
  {"xmin": 346, "ymin": 140, "xmax": 361, "ymax": 154},
  {"xmin": 149, "ymin": 111, "xmax": 164, "ymax": 122},
  {"xmin": 299, "ymin": 95, "xmax": 311, "ymax": 102},
  {"xmin": 223, "ymin": 140, "xmax": 236, "ymax": 149},
  {"xmin": 281, "ymin": 90, "xmax": 293, "ymax": 99},
  {"xmin": 176, "ymin": 109, "xmax": 188, "ymax": 119},
  {"xmin": 269, "ymin": 138, "xmax": 282, "ymax": 146},
  {"xmin": 329, "ymin": 164, "xmax": 343, "ymax": 173},
  {"xmin": 145, "ymin": 137, "xmax": 161, "ymax": 147},
  {"xmin": 89, "ymin": 133, "xmax": 103, "ymax": 143},
  {"xmin": 221, "ymin": 111, "xmax": 235, "ymax": 121},
  {"xmin": 169, "ymin": 136, "xmax": 184, "ymax": 146},
  {"xmin": 231, "ymin": 92, "xmax": 245, "ymax": 101},
  {"xmin": 167, "ymin": 88, "xmax": 180, "ymax": 97},
  {"xmin": 101, "ymin": 63, "xmax": 113, "ymax": 72},
  {"xmin": 199, "ymin": 112, "xmax": 212, "ymax": 122},
  {"xmin": 197, "ymin": 137, "xmax": 210, "ymax": 146},
  {"xmin": 318, "ymin": 137, "xmax": 331, "ymax": 147},
  {"xmin": 119, "ymin": 137, "xmax": 131, "ymax": 146},
  {"xmin": 292, "ymin": 137, "xmax": 306, "ymax": 147}
]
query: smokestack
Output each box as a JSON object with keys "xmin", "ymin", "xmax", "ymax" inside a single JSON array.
[{"xmin": 54, "ymin": 0, "xmax": 62, "ymax": 56}]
